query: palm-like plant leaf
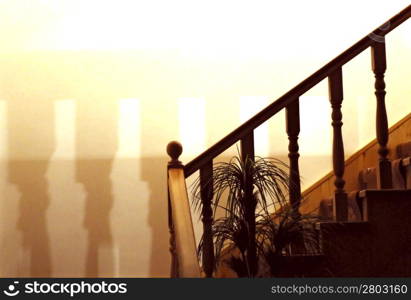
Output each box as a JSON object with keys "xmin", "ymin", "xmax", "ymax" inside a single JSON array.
[
  {"xmin": 191, "ymin": 156, "xmax": 291, "ymax": 218},
  {"xmin": 256, "ymin": 204, "xmax": 321, "ymax": 276},
  {"xmin": 197, "ymin": 214, "xmax": 251, "ymax": 275},
  {"xmin": 191, "ymin": 153, "xmax": 322, "ymax": 277}
]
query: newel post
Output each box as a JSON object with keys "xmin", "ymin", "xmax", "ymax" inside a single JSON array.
[
  {"xmin": 328, "ymin": 67, "xmax": 348, "ymax": 221},
  {"xmin": 371, "ymin": 39, "xmax": 393, "ymax": 189},
  {"xmin": 166, "ymin": 141, "xmax": 183, "ymax": 277}
]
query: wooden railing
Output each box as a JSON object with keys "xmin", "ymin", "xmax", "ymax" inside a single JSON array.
[
  {"xmin": 166, "ymin": 5, "xmax": 411, "ymax": 277},
  {"xmin": 167, "ymin": 142, "xmax": 201, "ymax": 277}
]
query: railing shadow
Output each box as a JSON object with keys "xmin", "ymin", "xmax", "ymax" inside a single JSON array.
[
  {"xmin": 7, "ymin": 97, "xmax": 55, "ymax": 277},
  {"xmin": 75, "ymin": 96, "xmax": 118, "ymax": 277}
]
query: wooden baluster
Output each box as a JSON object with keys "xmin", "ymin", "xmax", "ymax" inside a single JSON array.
[
  {"xmin": 286, "ymin": 99, "xmax": 301, "ymax": 214},
  {"xmin": 286, "ymin": 103, "xmax": 305, "ymax": 254},
  {"xmin": 167, "ymin": 141, "xmax": 183, "ymax": 277},
  {"xmin": 371, "ymin": 39, "xmax": 393, "ymax": 189},
  {"xmin": 328, "ymin": 67, "xmax": 348, "ymax": 221},
  {"xmin": 240, "ymin": 131, "xmax": 257, "ymax": 276},
  {"xmin": 241, "ymin": 131, "xmax": 255, "ymax": 163},
  {"xmin": 200, "ymin": 161, "xmax": 215, "ymax": 278}
]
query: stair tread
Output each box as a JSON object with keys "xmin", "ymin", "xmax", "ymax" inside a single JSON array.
[
  {"xmin": 358, "ymin": 188, "xmax": 411, "ymax": 197},
  {"xmin": 397, "ymin": 141, "xmax": 411, "ymax": 158}
]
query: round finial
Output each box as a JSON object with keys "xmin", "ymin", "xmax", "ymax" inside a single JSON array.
[{"xmin": 167, "ymin": 141, "xmax": 183, "ymax": 167}]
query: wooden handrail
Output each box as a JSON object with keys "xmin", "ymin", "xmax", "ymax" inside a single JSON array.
[
  {"xmin": 167, "ymin": 4, "xmax": 411, "ymax": 277},
  {"xmin": 184, "ymin": 4, "xmax": 411, "ymax": 177},
  {"xmin": 167, "ymin": 142, "xmax": 201, "ymax": 278}
]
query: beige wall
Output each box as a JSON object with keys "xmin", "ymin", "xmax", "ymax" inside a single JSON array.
[{"xmin": 0, "ymin": 1, "xmax": 410, "ymax": 277}]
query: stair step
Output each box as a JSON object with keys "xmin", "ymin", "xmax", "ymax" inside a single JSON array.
[
  {"xmin": 301, "ymin": 116, "xmax": 411, "ymax": 216},
  {"xmin": 402, "ymin": 157, "xmax": 411, "ymax": 188},
  {"xmin": 318, "ymin": 190, "xmax": 411, "ymax": 276},
  {"xmin": 318, "ymin": 221, "xmax": 371, "ymax": 276},
  {"xmin": 397, "ymin": 141, "xmax": 411, "ymax": 158},
  {"xmin": 269, "ymin": 254, "xmax": 327, "ymax": 277},
  {"xmin": 358, "ymin": 157, "xmax": 409, "ymax": 190},
  {"xmin": 319, "ymin": 191, "xmax": 362, "ymax": 221},
  {"xmin": 319, "ymin": 155, "xmax": 411, "ymax": 221},
  {"xmin": 358, "ymin": 167, "xmax": 377, "ymax": 189}
]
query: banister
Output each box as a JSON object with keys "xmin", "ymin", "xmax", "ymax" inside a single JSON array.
[
  {"xmin": 184, "ymin": 4, "xmax": 411, "ymax": 177},
  {"xmin": 168, "ymin": 4, "xmax": 410, "ymax": 277},
  {"xmin": 167, "ymin": 142, "xmax": 201, "ymax": 277}
]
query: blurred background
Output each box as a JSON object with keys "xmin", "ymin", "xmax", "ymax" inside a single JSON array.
[{"xmin": 0, "ymin": 0, "xmax": 410, "ymax": 277}]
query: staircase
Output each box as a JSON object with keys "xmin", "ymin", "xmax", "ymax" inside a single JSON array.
[
  {"xmin": 304, "ymin": 113, "xmax": 411, "ymax": 221},
  {"xmin": 166, "ymin": 5, "xmax": 411, "ymax": 277}
]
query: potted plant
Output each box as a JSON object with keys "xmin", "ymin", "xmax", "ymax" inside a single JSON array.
[
  {"xmin": 255, "ymin": 205, "xmax": 322, "ymax": 277},
  {"xmin": 192, "ymin": 154, "xmax": 321, "ymax": 277}
]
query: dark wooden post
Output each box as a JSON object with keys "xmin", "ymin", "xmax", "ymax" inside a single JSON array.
[
  {"xmin": 241, "ymin": 131, "xmax": 255, "ymax": 163},
  {"xmin": 286, "ymin": 101, "xmax": 305, "ymax": 254},
  {"xmin": 286, "ymin": 99, "xmax": 301, "ymax": 214},
  {"xmin": 240, "ymin": 131, "xmax": 257, "ymax": 276},
  {"xmin": 200, "ymin": 161, "xmax": 215, "ymax": 278},
  {"xmin": 166, "ymin": 141, "xmax": 183, "ymax": 277},
  {"xmin": 328, "ymin": 67, "xmax": 348, "ymax": 221},
  {"xmin": 371, "ymin": 39, "xmax": 393, "ymax": 189}
]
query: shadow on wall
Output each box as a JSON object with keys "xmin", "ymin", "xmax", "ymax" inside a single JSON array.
[
  {"xmin": 75, "ymin": 95, "xmax": 118, "ymax": 277},
  {"xmin": 0, "ymin": 50, "xmax": 346, "ymax": 277},
  {"xmin": 2, "ymin": 97, "xmax": 173, "ymax": 277},
  {"xmin": 76, "ymin": 157, "xmax": 115, "ymax": 277},
  {"xmin": 7, "ymin": 97, "xmax": 55, "ymax": 277},
  {"xmin": 0, "ymin": 51, "xmax": 181, "ymax": 277},
  {"xmin": 141, "ymin": 156, "xmax": 170, "ymax": 277}
]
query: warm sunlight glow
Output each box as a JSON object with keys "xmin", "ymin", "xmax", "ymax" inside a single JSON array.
[
  {"xmin": 178, "ymin": 98, "xmax": 206, "ymax": 159},
  {"xmin": 2, "ymin": 0, "xmax": 410, "ymax": 60},
  {"xmin": 240, "ymin": 96, "xmax": 269, "ymax": 157},
  {"xmin": 118, "ymin": 99, "xmax": 141, "ymax": 158},
  {"xmin": 403, "ymin": 22, "xmax": 411, "ymax": 48},
  {"xmin": 0, "ymin": 1, "xmax": 410, "ymax": 278},
  {"xmin": 52, "ymin": 100, "xmax": 75, "ymax": 159},
  {"xmin": 0, "ymin": 101, "xmax": 6, "ymax": 159},
  {"xmin": 299, "ymin": 96, "xmax": 331, "ymax": 156}
]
